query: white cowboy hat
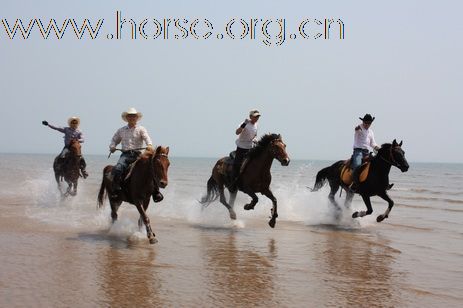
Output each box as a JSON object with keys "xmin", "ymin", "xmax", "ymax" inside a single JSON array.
[
  {"xmin": 121, "ymin": 107, "xmax": 143, "ymax": 122},
  {"xmin": 67, "ymin": 116, "xmax": 80, "ymax": 126},
  {"xmin": 249, "ymin": 109, "xmax": 261, "ymax": 117}
]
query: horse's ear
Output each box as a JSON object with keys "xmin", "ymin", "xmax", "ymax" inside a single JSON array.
[
  {"xmin": 399, "ymin": 140, "xmax": 403, "ymax": 146},
  {"xmin": 392, "ymin": 139, "xmax": 397, "ymax": 146},
  {"xmin": 166, "ymin": 146, "xmax": 169, "ymax": 155},
  {"xmin": 155, "ymin": 146, "xmax": 161, "ymax": 155}
]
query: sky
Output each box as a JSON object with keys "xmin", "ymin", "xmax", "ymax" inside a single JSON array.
[{"xmin": 1, "ymin": 0, "xmax": 462, "ymax": 163}]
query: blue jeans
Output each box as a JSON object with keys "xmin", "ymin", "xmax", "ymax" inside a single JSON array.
[
  {"xmin": 112, "ymin": 151, "xmax": 140, "ymax": 177},
  {"xmin": 351, "ymin": 148, "xmax": 369, "ymax": 170}
]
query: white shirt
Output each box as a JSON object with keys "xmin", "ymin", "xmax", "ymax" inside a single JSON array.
[
  {"xmin": 236, "ymin": 121, "xmax": 258, "ymax": 149},
  {"xmin": 353, "ymin": 124, "xmax": 378, "ymax": 150},
  {"xmin": 110, "ymin": 125, "xmax": 152, "ymax": 151}
]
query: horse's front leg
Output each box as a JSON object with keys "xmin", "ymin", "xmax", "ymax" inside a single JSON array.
[
  {"xmin": 376, "ymin": 191, "xmax": 394, "ymax": 222},
  {"xmin": 262, "ymin": 189, "xmax": 278, "ymax": 228},
  {"xmin": 352, "ymin": 194, "xmax": 373, "ymax": 218},
  {"xmin": 243, "ymin": 192, "xmax": 258, "ymax": 211},
  {"xmin": 135, "ymin": 199, "xmax": 157, "ymax": 244}
]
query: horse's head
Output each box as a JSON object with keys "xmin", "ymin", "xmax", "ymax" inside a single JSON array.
[
  {"xmin": 69, "ymin": 139, "xmax": 81, "ymax": 156},
  {"xmin": 270, "ymin": 135, "xmax": 290, "ymax": 166},
  {"xmin": 151, "ymin": 146, "xmax": 170, "ymax": 188},
  {"xmin": 378, "ymin": 139, "xmax": 409, "ymax": 172}
]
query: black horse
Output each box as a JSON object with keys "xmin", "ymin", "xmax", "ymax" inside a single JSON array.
[{"xmin": 311, "ymin": 140, "xmax": 409, "ymax": 222}]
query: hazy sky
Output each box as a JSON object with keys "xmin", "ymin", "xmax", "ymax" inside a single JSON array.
[{"xmin": 1, "ymin": 1, "xmax": 462, "ymax": 162}]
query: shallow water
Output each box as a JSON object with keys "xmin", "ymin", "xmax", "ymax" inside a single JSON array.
[{"xmin": 0, "ymin": 154, "xmax": 462, "ymax": 307}]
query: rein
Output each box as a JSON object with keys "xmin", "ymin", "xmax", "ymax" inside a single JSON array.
[{"xmin": 379, "ymin": 146, "xmax": 401, "ymax": 167}]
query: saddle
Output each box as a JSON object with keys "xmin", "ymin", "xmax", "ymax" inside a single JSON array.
[
  {"xmin": 340, "ymin": 161, "xmax": 371, "ymax": 186},
  {"xmin": 217, "ymin": 152, "xmax": 249, "ymax": 177}
]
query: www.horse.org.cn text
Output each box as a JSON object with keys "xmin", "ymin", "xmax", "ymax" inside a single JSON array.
[{"xmin": 0, "ymin": 11, "xmax": 345, "ymax": 46}]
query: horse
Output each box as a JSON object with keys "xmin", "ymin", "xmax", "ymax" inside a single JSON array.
[
  {"xmin": 200, "ymin": 133, "xmax": 290, "ymax": 228},
  {"xmin": 53, "ymin": 139, "xmax": 82, "ymax": 197},
  {"xmin": 97, "ymin": 146, "xmax": 170, "ymax": 244},
  {"xmin": 311, "ymin": 139, "xmax": 409, "ymax": 222}
]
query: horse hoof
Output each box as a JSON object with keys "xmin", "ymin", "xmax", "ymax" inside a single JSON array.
[
  {"xmin": 376, "ymin": 215, "xmax": 387, "ymax": 223},
  {"xmin": 149, "ymin": 237, "xmax": 158, "ymax": 244},
  {"xmin": 268, "ymin": 219, "xmax": 276, "ymax": 228},
  {"xmin": 352, "ymin": 212, "xmax": 359, "ymax": 218},
  {"xmin": 229, "ymin": 210, "xmax": 237, "ymax": 220},
  {"xmin": 244, "ymin": 204, "xmax": 254, "ymax": 211}
]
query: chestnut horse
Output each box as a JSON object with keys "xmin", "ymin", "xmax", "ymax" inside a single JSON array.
[
  {"xmin": 97, "ymin": 146, "xmax": 170, "ymax": 244},
  {"xmin": 53, "ymin": 139, "xmax": 82, "ymax": 197},
  {"xmin": 311, "ymin": 140, "xmax": 409, "ymax": 222},
  {"xmin": 200, "ymin": 134, "xmax": 290, "ymax": 228}
]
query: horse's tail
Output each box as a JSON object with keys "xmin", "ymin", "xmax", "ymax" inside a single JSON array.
[
  {"xmin": 97, "ymin": 168, "xmax": 108, "ymax": 208},
  {"xmin": 310, "ymin": 166, "xmax": 332, "ymax": 192},
  {"xmin": 199, "ymin": 176, "xmax": 220, "ymax": 206}
]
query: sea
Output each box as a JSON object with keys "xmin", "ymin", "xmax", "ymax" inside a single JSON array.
[{"xmin": 0, "ymin": 153, "xmax": 462, "ymax": 307}]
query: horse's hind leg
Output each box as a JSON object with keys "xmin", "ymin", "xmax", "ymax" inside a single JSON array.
[
  {"xmin": 262, "ymin": 189, "xmax": 278, "ymax": 228},
  {"xmin": 110, "ymin": 200, "xmax": 122, "ymax": 224},
  {"xmin": 135, "ymin": 200, "xmax": 157, "ymax": 244},
  {"xmin": 376, "ymin": 191, "xmax": 394, "ymax": 222},
  {"xmin": 227, "ymin": 189, "xmax": 237, "ymax": 220},
  {"xmin": 352, "ymin": 195, "xmax": 373, "ymax": 218},
  {"xmin": 218, "ymin": 184, "xmax": 236, "ymax": 220},
  {"xmin": 344, "ymin": 190, "xmax": 354, "ymax": 208},
  {"xmin": 328, "ymin": 181, "xmax": 341, "ymax": 210}
]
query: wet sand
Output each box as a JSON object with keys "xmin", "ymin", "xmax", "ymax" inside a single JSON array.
[{"xmin": 1, "ymin": 198, "xmax": 462, "ymax": 308}]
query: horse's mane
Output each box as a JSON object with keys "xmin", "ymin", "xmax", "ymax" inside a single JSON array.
[{"xmin": 247, "ymin": 133, "xmax": 281, "ymax": 161}]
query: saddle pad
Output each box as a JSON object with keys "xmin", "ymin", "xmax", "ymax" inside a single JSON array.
[{"xmin": 341, "ymin": 162, "xmax": 370, "ymax": 186}]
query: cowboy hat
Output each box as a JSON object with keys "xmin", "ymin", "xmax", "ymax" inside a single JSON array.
[
  {"xmin": 121, "ymin": 107, "xmax": 143, "ymax": 122},
  {"xmin": 359, "ymin": 114, "xmax": 375, "ymax": 122},
  {"xmin": 249, "ymin": 109, "xmax": 261, "ymax": 117},
  {"xmin": 67, "ymin": 116, "xmax": 80, "ymax": 126}
]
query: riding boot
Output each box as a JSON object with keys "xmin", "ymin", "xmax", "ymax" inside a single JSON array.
[
  {"xmin": 79, "ymin": 159, "xmax": 89, "ymax": 179},
  {"xmin": 111, "ymin": 173, "xmax": 123, "ymax": 198},
  {"xmin": 349, "ymin": 167, "xmax": 361, "ymax": 193}
]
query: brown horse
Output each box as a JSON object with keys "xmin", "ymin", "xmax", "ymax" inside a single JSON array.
[
  {"xmin": 97, "ymin": 146, "xmax": 170, "ymax": 244},
  {"xmin": 200, "ymin": 134, "xmax": 290, "ymax": 228},
  {"xmin": 53, "ymin": 139, "xmax": 82, "ymax": 197}
]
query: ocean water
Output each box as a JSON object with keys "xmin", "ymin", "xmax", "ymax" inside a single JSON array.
[{"xmin": 0, "ymin": 153, "xmax": 462, "ymax": 307}]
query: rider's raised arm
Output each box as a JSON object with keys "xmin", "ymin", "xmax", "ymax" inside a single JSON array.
[{"xmin": 48, "ymin": 123, "xmax": 66, "ymax": 133}]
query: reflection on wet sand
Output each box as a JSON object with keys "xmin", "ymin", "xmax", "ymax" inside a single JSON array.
[
  {"xmin": 315, "ymin": 229, "xmax": 404, "ymax": 307},
  {"xmin": 97, "ymin": 241, "xmax": 164, "ymax": 307},
  {"xmin": 200, "ymin": 230, "xmax": 278, "ymax": 307}
]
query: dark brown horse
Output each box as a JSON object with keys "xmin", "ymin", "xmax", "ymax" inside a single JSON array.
[
  {"xmin": 53, "ymin": 139, "xmax": 82, "ymax": 197},
  {"xmin": 311, "ymin": 140, "xmax": 409, "ymax": 222},
  {"xmin": 97, "ymin": 146, "xmax": 170, "ymax": 244},
  {"xmin": 200, "ymin": 134, "xmax": 290, "ymax": 228}
]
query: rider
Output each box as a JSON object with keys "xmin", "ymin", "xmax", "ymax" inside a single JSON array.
[
  {"xmin": 42, "ymin": 117, "xmax": 89, "ymax": 178},
  {"xmin": 109, "ymin": 107, "xmax": 161, "ymax": 200},
  {"xmin": 350, "ymin": 113, "xmax": 380, "ymax": 191},
  {"xmin": 231, "ymin": 109, "xmax": 260, "ymax": 190}
]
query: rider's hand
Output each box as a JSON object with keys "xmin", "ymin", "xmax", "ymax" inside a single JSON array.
[
  {"xmin": 110, "ymin": 146, "xmax": 116, "ymax": 153},
  {"xmin": 146, "ymin": 144, "xmax": 154, "ymax": 152},
  {"xmin": 240, "ymin": 119, "xmax": 250, "ymax": 128},
  {"xmin": 373, "ymin": 146, "xmax": 380, "ymax": 154},
  {"xmin": 42, "ymin": 120, "xmax": 48, "ymax": 126}
]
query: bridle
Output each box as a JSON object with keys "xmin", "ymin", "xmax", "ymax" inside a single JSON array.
[
  {"xmin": 379, "ymin": 146, "xmax": 403, "ymax": 168},
  {"xmin": 270, "ymin": 139, "xmax": 287, "ymax": 162},
  {"xmin": 150, "ymin": 148, "xmax": 168, "ymax": 187}
]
